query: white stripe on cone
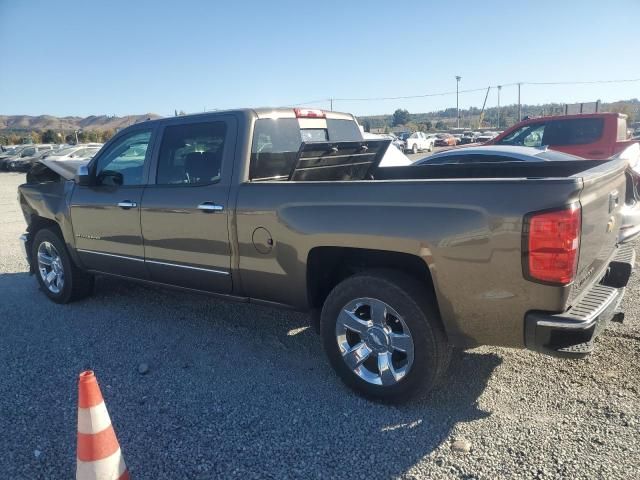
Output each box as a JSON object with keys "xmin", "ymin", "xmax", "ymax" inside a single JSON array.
[
  {"xmin": 76, "ymin": 447, "xmax": 127, "ymax": 480},
  {"xmin": 77, "ymin": 401, "xmax": 112, "ymax": 435}
]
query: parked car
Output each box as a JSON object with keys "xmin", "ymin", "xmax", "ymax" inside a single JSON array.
[
  {"xmin": 487, "ymin": 113, "xmax": 637, "ymax": 159},
  {"xmin": 476, "ymin": 131, "xmax": 499, "ymax": 143},
  {"xmin": 453, "ymin": 134, "xmax": 463, "ymax": 145},
  {"xmin": 460, "ymin": 131, "xmax": 478, "ymax": 144},
  {"xmin": 19, "ymin": 107, "xmax": 635, "ymax": 402},
  {"xmin": 1, "ymin": 144, "xmax": 54, "ymax": 170},
  {"xmin": 0, "ymin": 146, "xmax": 24, "ymax": 164},
  {"xmin": 44, "ymin": 145, "xmax": 102, "ymax": 161},
  {"xmin": 415, "ymin": 145, "xmax": 582, "ymax": 165},
  {"xmin": 400, "ymin": 131, "xmax": 435, "ymax": 154},
  {"xmin": 6, "ymin": 149, "xmax": 54, "ymax": 172},
  {"xmin": 434, "ymin": 133, "xmax": 456, "ymax": 147}
]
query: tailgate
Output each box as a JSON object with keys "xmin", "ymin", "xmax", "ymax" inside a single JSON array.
[{"xmin": 570, "ymin": 159, "xmax": 627, "ymax": 302}]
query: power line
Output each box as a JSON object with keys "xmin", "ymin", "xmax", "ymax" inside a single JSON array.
[
  {"xmin": 526, "ymin": 78, "xmax": 640, "ymax": 86},
  {"xmin": 284, "ymin": 77, "xmax": 640, "ymax": 107},
  {"xmin": 333, "ymin": 87, "xmax": 490, "ymax": 102}
]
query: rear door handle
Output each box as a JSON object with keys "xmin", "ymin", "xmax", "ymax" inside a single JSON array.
[
  {"xmin": 197, "ymin": 202, "xmax": 224, "ymax": 213},
  {"xmin": 117, "ymin": 201, "xmax": 137, "ymax": 209}
]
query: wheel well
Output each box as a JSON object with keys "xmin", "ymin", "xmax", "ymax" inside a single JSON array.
[
  {"xmin": 307, "ymin": 247, "xmax": 438, "ymax": 313},
  {"xmin": 27, "ymin": 215, "xmax": 62, "ymax": 237}
]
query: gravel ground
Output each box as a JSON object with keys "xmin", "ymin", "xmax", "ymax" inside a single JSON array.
[{"xmin": 0, "ymin": 172, "xmax": 639, "ymax": 479}]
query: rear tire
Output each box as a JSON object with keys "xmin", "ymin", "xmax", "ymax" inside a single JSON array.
[
  {"xmin": 411, "ymin": 144, "xmax": 418, "ymax": 154},
  {"xmin": 32, "ymin": 228, "xmax": 94, "ymax": 304},
  {"xmin": 320, "ymin": 270, "xmax": 451, "ymax": 402}
]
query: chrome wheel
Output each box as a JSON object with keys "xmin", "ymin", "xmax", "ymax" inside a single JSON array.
[
  {"xmin": 335, "ymin": 297, "xmax": 414, "ymax": 386},
  {"xmin": 37, "ymin": 241, "xmax": 64, "ymax": 294}
]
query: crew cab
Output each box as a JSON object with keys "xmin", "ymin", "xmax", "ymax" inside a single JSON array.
[
  {"xmin": 18, "ymin": 108, "xmax": 636, "ymax": 402},
  {"xmin": 486, "ymin": 112, "xmax": 637, "ymax": 159}
]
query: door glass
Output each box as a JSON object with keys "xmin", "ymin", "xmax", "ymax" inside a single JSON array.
[
  {"xmin": 95, "ymin": 130, "xmax": 152, "ymax": 186},
  {"xmin": 497, "ymin": 124, "xmax": 545, "ymax": 147},
  {"xmin": 156, "ymin": 121, "xmax": 227, "ymax": 185}
]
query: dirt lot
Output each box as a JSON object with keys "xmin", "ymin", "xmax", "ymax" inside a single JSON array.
[{"xmin": 1, "ymin": 172, "xmax": 639, "ymax": 479}]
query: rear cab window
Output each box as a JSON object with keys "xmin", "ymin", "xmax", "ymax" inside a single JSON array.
[
  {"xmin": 250, "ymin": 115, "xmax": 362, "ymax": 181},
  {"xmin": 542, "ymin": 118, "xmax": 604, "ymax": 145}
]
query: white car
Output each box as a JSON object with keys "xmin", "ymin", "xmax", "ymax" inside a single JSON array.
[
  {"xmin": 402, "ymin": 132, "xmax": 435, "ymax": 154},
  {"xmin": 44, "ymin": 145, "xmax": 102, "ymax": 161}
]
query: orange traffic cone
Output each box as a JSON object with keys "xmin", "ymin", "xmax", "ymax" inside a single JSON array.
[{"xmin": 76, "ymin": 370, "xmax": 130, "ymax": 480}]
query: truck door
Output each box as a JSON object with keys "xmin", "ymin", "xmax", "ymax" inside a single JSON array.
[
  {"xmin": 140, "ymin": 116, "xmax": 236, "ymax": 293},
  {"xmin": 70, "ymin": 127, "xmax": 155, "ymax": 278}
]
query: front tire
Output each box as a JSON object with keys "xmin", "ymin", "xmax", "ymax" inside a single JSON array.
[
  {"xmin": 320, "ymin": 270, "xmax": 450, "ymax": 402},
  {"xmin": 411, "ymin": 144, "xmax": 418, "ymax": 154},
  {"xmin": 32, "ymin": 228, "xmax": 94, "ymax": 304}
]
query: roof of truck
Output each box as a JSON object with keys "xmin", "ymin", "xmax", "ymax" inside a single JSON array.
[{"xmin": 131, "ymin": 108, "xmax": 356, "ymax": 127}]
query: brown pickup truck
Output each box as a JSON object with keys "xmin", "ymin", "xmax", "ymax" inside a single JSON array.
[{"xmin": 18, "ymin": 108, "xmax": 636, "ymax": 402}]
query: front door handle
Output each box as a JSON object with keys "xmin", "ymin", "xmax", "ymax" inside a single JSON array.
[
  {"xmin": 197, "ymin": 202, "xmax": 224, "ymax": 213},
  {"xmin": 117, "ymin": 201, "xmax": 137, "ymax": 209}
]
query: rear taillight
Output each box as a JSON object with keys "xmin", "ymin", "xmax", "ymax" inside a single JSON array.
[
  {"xmin": 524, "ymin": 205, "xmax": 581, "ymax": 285},
  {"xmin": 294, "ymin": 108, "xmax": 326, "ymax": 119}
]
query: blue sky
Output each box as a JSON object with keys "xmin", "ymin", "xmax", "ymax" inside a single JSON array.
[{"xmin": 1, "ymin": 0, "xmax": 639, "ymax": 117}]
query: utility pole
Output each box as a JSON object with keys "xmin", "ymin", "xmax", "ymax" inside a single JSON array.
[
  {"xmin": 330, "ymin": 98, "xmax": 333, "ymax": 111},
  {"xmin": 497, "ymin": 85, "xmax": 502, "ymax": 128},
  {"xmin": 517, "ymin": 83, "xmax": 522, "ymax": 122},
  {"xmin": 455, "ymin": 76, "xmax": 461, "ymax": 128}
]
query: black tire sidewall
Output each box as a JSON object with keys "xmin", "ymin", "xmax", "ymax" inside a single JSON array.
[
  {"xmin": 32, "ymin": 229, "xmax": 75, "ymax": 304},
  {"xmin": 320, "ymin": 272, "xmax": 442, "ymax": 401}
]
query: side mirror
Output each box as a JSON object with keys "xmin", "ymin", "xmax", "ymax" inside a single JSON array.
[{"xmin": 75, "ymin": 164, "xmax": 91, "ymax": 186}]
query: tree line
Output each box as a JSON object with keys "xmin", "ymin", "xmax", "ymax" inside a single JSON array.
[
  {"xmin": 360, "ymin": 99, "xmax": 639, "ymax": 133},
  {"xmin": 0, "ymin": 128, "xmax": 116, "ymax": 146}
]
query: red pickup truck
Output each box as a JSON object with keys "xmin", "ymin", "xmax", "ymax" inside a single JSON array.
[{"xmin": 486, "ymin": 112, "xmax": 636, "ymax": 159}]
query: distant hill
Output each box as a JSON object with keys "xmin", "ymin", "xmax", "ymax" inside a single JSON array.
[{"xmin": 0, "ymin": 113, "xmax": 162, "ymax": 132}]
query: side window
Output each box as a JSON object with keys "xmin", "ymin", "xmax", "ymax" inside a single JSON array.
[
  {"xmin": 21, "ymin": 147, "xmax": 36, "ymax": 157},
  {"xmin": 95, "ymin": 130, "xmax": 152, "ymax": 186},
  {"xmin": 426, "ymin": 155, "xmax": 461, "ymax": 165},
  {"xmin": 542, "ymin": 118, "xmax": 604, "ymax": 146},
  {"xmin": 156, "ymin": 121, "xmax": 226, "ymax": 185},
  {"xmin": 250, "ymin": 118, "xmax": 301, "ymax": 181},
  {"xmin": 497, "ymin": 124, "xmax": 545, "ymax": 147}
]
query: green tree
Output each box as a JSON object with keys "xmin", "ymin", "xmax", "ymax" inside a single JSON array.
[
  {"xmin": 42, "ymin": 129, "xmax": 57, "ymax": 143},
  {"xmin": 610, "ymin": 104, "xmax": 636, "ymax": 123},
  {"xmin": 100, "ymin": 129, "xmax": 116, "ymax": 143},
  {"xmin": 435, "ymin": 120, "xmax": 447, "ymax": 130},
  {"xmin": 418, "ymin": 121, "xmax": 432, "ymax": 131},
  {"xmin": 30, "ymin": 131, "xmax": 42, "ymax": 143},
  {"xmin": 392, "ymin": 109, "xmax": 411, "ymax": 126}
]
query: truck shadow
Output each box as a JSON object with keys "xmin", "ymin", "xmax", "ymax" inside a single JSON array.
[
  {"xmin": 0, "ymin": 272, "xmax": 501, "ymax": 479},
  {"xmin": 93, "ymin": 277, "xmax": 502, "ymax": 478}
]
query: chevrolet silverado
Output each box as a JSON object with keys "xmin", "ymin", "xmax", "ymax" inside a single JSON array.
[{"xmin": 18, "ymin": 108, "xmax": 636, "ymax": 402}]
